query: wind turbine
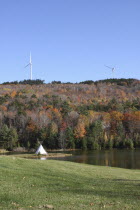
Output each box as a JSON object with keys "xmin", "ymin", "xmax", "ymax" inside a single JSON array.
[
  {"xmin": 105, "ymin": 65, "xmax": 115, "ymax": 78},
  {"xmin": 25, "ymin": 52, "xmax": 32, "ymax": 80}
]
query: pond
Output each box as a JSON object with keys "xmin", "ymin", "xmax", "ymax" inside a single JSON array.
[
  {"xmin": 1, "ymin": 149, "xmax": 140, "ymax": 169},
  {"xmin": 48, "ymin": 149, "xmax": 140, "ymax": 169}
]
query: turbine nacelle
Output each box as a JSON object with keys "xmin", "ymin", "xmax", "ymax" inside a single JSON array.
[{"xmin": 105, "ymin": 65, "xmax": 116, "ymax": 77}]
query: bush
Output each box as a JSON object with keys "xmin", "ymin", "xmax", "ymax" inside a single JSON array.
[
  {"xmin": 124, "ymin": 138, "xmax": 134, "ymax": 149},
  {"xmin": 92, "ymin": 142, "xmax": 100, "ymax": 150}
]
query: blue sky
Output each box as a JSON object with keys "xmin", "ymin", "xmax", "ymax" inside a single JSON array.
[{"xmin": 0, "ymin": 0, "xmax": 140, "ymax": 83}]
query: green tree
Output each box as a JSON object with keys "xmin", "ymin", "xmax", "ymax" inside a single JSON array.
[
  {"xmin": 44, "ymin": 123, "xmax": 58, "ymax": 149},
  {"xmin": 0, "ymin": 125, "xmax": 18, "ymax": 150},
  {"xmin": 65, "ymin": 127, "xmax": 75, "ymax": 149}
]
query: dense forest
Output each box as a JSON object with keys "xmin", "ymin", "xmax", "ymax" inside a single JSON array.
[{"xmin": 0, "ymin": 78, "xmax": 140, "ymax": 151}]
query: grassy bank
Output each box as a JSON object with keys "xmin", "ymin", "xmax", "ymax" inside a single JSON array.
[
  {"xmin": 0, "ymin": 156, "xmax": 140, "ymax": 209},
  {"xmin": 0, "ymin": 152, "xmax": 72, "ymax": 159}
]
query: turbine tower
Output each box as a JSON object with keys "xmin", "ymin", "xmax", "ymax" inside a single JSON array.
[
  {"xmin": 105, "ymin": 65, "xmax": 115, "ymax": 78},
  {"xmin": 25, "ymin": 52, "xmax": 32, "ymax": 80}
]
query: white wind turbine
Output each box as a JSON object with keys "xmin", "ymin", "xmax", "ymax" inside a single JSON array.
[
  {"xmin": 25, "ymin": 52, "xmax": 32, "ymax": 80},
  {"xmin": 105, "ymin": 65, "xmax": 115, "ymax": 78}
]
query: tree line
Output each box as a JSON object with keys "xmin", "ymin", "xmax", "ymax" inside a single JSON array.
[{"xmin": 1, "ymin": 78, "xmax": 139, "ymax": 87}]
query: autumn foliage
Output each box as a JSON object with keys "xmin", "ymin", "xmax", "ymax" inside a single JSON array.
[{"xmin": 0, "ymin": 79, "xmax": 140, "ymax": 150}]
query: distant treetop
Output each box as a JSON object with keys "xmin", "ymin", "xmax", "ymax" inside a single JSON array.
[
  {"xmin": 2, "ymin": 79, "xmax": 45, "ymax": 85},
  {"xmin": 80, "ymin": 78, "xmax": 138, "ymax": 86}
]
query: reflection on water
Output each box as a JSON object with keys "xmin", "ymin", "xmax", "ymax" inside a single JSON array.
[
  {"xmin": 48, "ymin": 149, "xmax": 140, "ymax": 169},
  {"xmin": 40, "ymin": 157, "xmax": 47, "ymax": 160}
]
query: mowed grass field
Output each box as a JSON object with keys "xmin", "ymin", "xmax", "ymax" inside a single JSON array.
[{"xmin": 0, "ymin": 156, "xmax": 140, "ymax": 209}]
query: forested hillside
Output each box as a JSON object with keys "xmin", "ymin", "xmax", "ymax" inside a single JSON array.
[{"xmin": 0, "ymin": 79, "xmax": 140, "ymax": 150}]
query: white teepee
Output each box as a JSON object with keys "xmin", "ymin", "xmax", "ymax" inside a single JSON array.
[{"xmin": 35, "ymin": 145, "xmax": 48, "ymax": 155}]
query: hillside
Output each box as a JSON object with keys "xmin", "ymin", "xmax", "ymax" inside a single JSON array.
[
  {"xmin": 0, "ymin": 79, "xmax": 140, "ymax": 150},
  {"xmin": 0, "ymin": 156, "xmax": 140, "ymax": 209}
]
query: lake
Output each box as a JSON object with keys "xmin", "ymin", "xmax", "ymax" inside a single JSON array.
[{"xmin": 48, "ymin": 149, "xmax": 140, "ymax": 169}]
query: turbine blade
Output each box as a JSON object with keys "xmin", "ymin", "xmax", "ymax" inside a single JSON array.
[
  {"xmin": 25, "ymin": 63, "xmax": 30, "ymax": 68},
  {"xmin": 105, "ymin": 65, "xmax": 112, "ymax": 69}
]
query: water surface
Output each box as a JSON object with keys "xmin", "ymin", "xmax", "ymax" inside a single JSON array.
[{"xmin": 48, "ymin": 149, "xmax": 140, "ymax": 169}]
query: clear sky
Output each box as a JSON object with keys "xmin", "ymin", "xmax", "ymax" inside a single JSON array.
[{"xmin": 0, "ymin": 0, "xmax": 140, "ymax": 83}]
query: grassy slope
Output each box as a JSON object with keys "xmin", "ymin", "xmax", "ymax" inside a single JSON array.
[{"xmin": 0, "ymin": 156, "xmax": 140, "ymax": 210}]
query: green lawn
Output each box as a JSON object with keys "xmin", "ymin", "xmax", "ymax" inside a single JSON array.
[{"xmin": 0, "ymin": 156, "xmax": 140, "ymax": 209}]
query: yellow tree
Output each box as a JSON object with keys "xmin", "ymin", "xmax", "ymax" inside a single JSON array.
[{"xmin": 74, "ymin": 121, "xmax": 86, "ymax": 138}]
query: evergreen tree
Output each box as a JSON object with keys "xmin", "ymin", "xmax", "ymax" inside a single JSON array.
[{"xmin": 0, "ymin": 125, "xmax": 18, "ymax": 150}]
